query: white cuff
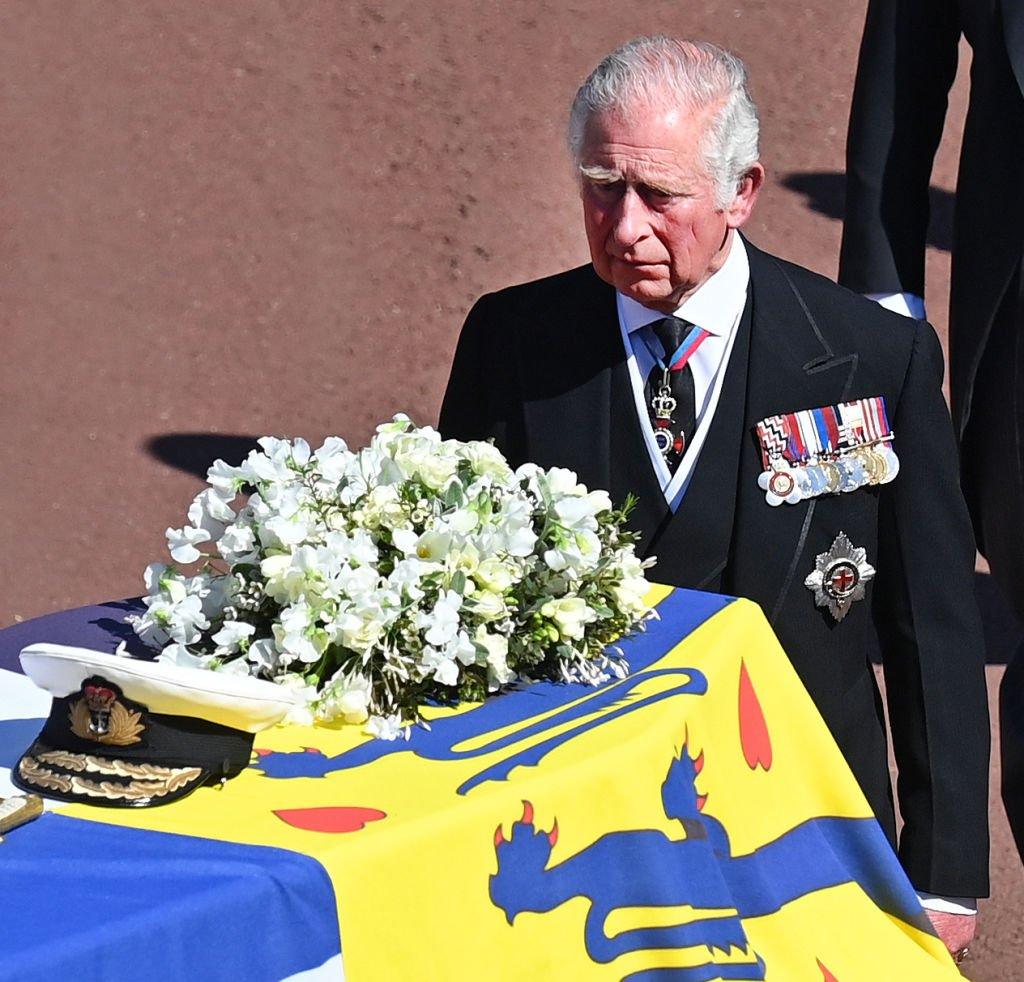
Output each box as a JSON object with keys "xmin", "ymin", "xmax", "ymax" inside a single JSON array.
[
  {"xmin": 865, "ymin": 292, "xmax": 927, "ymax": 320},
  {"xmin": 917, "ymin": 893, "xmax": 977, "ymax": 915}
]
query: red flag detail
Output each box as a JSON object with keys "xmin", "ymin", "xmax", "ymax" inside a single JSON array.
[
  {"xmin": 739, "ymin": 660, "xmax": 772, "ymax": 771},
  {"xmin": 273, "ymin": 806, "xmax": 387, "ymax": 833},
  {"xmin": 816, "ymin": 958, "xmax": 839, "ymax": 981}
]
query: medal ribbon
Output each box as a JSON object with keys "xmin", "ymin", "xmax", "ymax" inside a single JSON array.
[
  {"xmin": 644, "ymin": 322, "xmax": 712, "ymax": 374},
  {"xmin": 757, "ymin": 397, "xmax": 894, "ymax": 471},
  {"xmin": 756, "ymin": 396, "xmax": 897, "ymax": 500}
]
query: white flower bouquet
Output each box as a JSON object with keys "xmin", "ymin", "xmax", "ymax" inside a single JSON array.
[{"xmin": 128, "ymin": 417, "xmax": 654, "ymax": 737}]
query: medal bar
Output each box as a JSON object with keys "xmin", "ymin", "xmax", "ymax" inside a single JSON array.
[{"xmin": 755, "ymin": 396, "xmax": 900, "ymax": 507}]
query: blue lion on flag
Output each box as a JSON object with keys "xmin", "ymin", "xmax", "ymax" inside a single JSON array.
[{"xmin": 489, "ymin": 739, "xmax": 932, "ymax": 981}]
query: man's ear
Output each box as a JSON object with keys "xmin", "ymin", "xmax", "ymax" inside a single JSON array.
[{"xmin": 725, "ymin": 162, "xmax": 765, "ymax": 230}]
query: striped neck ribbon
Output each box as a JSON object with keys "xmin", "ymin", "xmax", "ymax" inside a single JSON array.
[{"xmin": 646, "ymin": 321, "xmax": 713, "ymax": 374}]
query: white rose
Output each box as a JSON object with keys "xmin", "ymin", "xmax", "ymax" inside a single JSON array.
[
  {"xmin": 474, "ymin": 558, "xmax": 514, "ymax": 592},
  {"xmin": 545, "ymin": 467, "xmax": 585, "ymax": 497},
  {"xmin": 540, "ymin": 596, "xmax": 598, "ymax": 640},
  {"xmin": 461, "ymin": 441, "xmax": 512, "ymax": 480},
  {"xmin": 471, "ymin": 589, "xmax": 507, "ymax": 622}
]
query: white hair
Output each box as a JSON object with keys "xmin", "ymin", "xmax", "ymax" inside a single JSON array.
[{"xmin": 568, "ymin": 36, "xmax": 760, "ymax": 209}]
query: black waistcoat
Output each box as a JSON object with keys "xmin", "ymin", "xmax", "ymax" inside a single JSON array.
[{"xmin": 618, "ymin": 296, "xmax": 754, "ymax": 594}]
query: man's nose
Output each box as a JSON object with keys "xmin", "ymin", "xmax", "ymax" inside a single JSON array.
[{"xmin": 608, "ymin": 187, "xmax": 649, "ymax": 252}]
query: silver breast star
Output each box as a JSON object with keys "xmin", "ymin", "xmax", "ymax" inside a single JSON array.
[{"xmin": 804, "ymin": 532, "xmax": 875, "ymax": 622}]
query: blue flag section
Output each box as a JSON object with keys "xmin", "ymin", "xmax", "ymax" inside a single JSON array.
[{"xmin": 0, "ymin": 814, "xmax": 341, "ymax": 982}]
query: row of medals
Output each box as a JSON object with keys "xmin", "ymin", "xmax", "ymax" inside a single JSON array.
[{"xmin": 766, "ymin": 440, "xmax": 899, "ymax": 501}]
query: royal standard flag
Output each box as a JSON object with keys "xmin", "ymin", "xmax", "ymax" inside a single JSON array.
[{"xmin": 0, "ymin": 587, "xmax": 960, "ymax": 980}]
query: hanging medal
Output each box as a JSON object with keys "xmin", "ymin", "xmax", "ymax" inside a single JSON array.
[
  {"xmin": 650, "ymin": 369, "xmax": 678, "ymax": 457},
  {"xmin": 644, "ymin": 322, "xmax": 712, "ymax": 462}
]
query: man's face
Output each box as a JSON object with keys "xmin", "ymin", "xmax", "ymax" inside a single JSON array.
[{"xmin": 579, "ymin": 101, "xmax": 757, "ymax": 312}]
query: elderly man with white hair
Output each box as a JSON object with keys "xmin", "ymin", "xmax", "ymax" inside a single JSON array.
[{"xmin": 439, "ymin": 36, "xmax": 988, "ymax": 957}]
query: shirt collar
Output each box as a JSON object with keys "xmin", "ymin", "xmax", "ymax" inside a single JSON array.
[{"xmin": 617, "ymin": 233, "xmax": 750, "ymax": 338}]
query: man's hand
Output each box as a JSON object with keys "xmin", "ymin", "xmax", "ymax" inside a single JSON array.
[{"xmin": 926, "ymin": 910, "xmax": 976, "ymax": 961}]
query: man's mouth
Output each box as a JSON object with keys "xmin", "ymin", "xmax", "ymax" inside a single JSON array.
[{"xmin": 613, "ymin": 258, "xmax": 662, "ymax": 269}]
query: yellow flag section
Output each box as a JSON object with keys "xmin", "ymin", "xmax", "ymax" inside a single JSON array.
[{"xmin": 63, "ymin": 586, "xmax": 959, "ymax": 981}]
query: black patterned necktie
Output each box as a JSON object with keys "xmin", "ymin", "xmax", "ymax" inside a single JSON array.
[{"xmin": 644, "ymin": 317, "xmax": 700, "ymax": 472}]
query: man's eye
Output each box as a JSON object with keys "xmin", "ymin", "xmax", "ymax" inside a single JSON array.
[
  {"xmin": 589, "ymin": 181, "xmax": 624, "ymax": 199},
  {"xmin": 640, "ymin": 186, "xmax": 677, "ymax": 204}
]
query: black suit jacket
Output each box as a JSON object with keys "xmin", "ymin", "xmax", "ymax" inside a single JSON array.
[
  {"xmin": 439, "ymin": 238, "xmax": 990, "ymax": 897},
  {"xmin": 838, "ymin": 0, "xmax": 1024, "ymax": 436}
]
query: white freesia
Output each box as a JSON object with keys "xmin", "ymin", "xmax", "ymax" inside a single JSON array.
[{"xmin": 413, "ymin": 530, "xmax": 452, "ymax": 563}]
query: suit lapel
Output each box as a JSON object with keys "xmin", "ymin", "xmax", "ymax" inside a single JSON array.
[
  {"xmin": 643, "ymin": 291, "xmax": 753, "ymax": 589},
  {"xmin": 520, "ymin": 268, "xmax": 668, "ymax": 548},
  {"xmin": 729, "ymin": 241, "xmax": 860, "ymax": 624}
]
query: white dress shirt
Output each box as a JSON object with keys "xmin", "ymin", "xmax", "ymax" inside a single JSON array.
[
  {"xmin": 866, "ymin": 291, "xmax": 926, "ymax": 320},
  {"xmin": 617, "ymin": 233, "xmax": 749, "ymax": 510}
]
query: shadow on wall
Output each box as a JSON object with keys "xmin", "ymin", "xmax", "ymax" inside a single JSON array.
[
  {"xmin": 146, "ymin": 434, "xmax": 262, "ymax": 480},
  {"xmin": 780, "ymin": 172, "xmax": 955, "ymax": 253}
]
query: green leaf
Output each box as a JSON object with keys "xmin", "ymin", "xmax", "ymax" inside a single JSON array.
[{"xmin": 443, "ymin": 480, "xmax": 465, "ymax": 508}]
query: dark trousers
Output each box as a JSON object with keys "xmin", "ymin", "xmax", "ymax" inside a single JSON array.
[{"xmin": 961, "ymin": 266, "xmax": 1024, "ymax": 856}]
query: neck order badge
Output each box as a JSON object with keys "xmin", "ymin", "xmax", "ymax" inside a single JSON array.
[
  {"xmin": 646, "ymin": 318, "xmax": 713, "ymax": 466},
  {"xmin": 1, "ymin": 587, "xmax": 959, "ymax": 980}
]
